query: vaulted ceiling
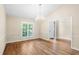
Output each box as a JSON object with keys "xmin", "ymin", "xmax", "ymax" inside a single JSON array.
[{"xmin": 5, "ymin": 4, "xmax": 61, "ymax": 19}]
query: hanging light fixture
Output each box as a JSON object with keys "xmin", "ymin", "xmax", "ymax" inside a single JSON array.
[{"xmin": 35, "ymin": 4, "xmax": 45, "ymax": 21}]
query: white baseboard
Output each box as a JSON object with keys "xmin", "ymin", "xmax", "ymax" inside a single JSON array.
[
  {"xmin": 6, "ymin": 38, "xmax": 39, "ymax": 43},
  {"xmin": 6, "ymin": 37, "xmax": 50, "ymax": 44},
  {"xmin": 71, "ymin": 47, "xmax": 79, "ymax": 51},
  {"xmin": 58, "ymin": 37, "xmax": 71, "ymax": 40}
]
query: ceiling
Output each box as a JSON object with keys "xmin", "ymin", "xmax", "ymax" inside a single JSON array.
[{"xmin": 5, "ymin": 4, "xmax": 61, "ymax": 19}]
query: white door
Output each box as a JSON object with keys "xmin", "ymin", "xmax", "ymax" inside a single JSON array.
[{"xmin": 49, "ymin": 21, "xmax": 55, "ymax": 39}]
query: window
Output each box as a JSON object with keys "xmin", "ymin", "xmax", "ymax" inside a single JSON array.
[{"xmin": 21, "ymin": 22, "xmax": 33, "ymax": 38}]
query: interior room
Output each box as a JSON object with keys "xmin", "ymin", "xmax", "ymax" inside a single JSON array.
[{"xmin": 0, "ymin": 4, "xmax": 79, "ymax": 55}]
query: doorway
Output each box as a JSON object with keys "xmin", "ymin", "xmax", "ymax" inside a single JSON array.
[{"xmin": 49, "ymin": 20, "xmax": 56, "ymax": 39}]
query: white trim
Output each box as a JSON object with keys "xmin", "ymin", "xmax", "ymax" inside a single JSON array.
[
  {"xmin": 2, "ymin": 42, "xmax": 6, "ymax": 55},
  {"xmin": 71, "ymin": 47, "xmax": 79, "ymax": 51},
  {"xmin": 6, "ymin": 38, "xmax": 37, "ymax": 43},
  {"xmin": 57, "ymin": 37, "xmax": 71, "ymax": 40}
]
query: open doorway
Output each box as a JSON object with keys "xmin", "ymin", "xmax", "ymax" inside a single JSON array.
[{"xmin": 49, "ymin": 20, "xmax": 56, "ymax": 39}]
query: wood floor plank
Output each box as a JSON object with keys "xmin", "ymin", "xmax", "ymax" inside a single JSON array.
[{"xmin": 3, "ymin": 39, "xmax": 79, "ymax": 55}]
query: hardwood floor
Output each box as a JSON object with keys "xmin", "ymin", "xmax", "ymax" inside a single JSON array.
[{"xmin": 3, "ymin": 38, "xmax": 79, "ymax": 55}]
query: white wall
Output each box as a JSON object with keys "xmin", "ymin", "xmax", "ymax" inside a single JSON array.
[
  {"xmin": 40, "ymin": 20, "xmax": 49, "ymax": 39},
  {"xmin": 0, "ymin": 5, "xmax": 6, "ymax": 55},
  {"xmin": 49, "ymin": 5, "xmax": 79, "ymax": 50},
  {"xmin": 6, "ymin": 16, "xmax": 39, "ymax": 43},
  {"xmin": 35, "ymin": 19, "xmax": 41, "ymax": 38},
  {"xmin": 57, "ymin": 16, "xmax": 72, "ymax": 40}
]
